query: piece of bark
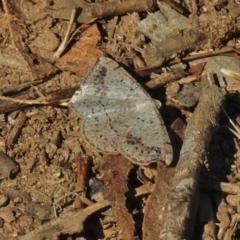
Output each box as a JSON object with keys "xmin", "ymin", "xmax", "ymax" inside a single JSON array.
[
  {"xmin": 0, "ymin": 151, "xmax": 19, "ymax": 179},
  {"xmin": 100, "ymin": 155, "xmax": 135, "ymax": 240},
  {"xmin": 75, "ymin": 152, "xmax": 90, "ymax": 189},
  {"xmin": 6, "ymin": 112, "xmax": 27, "ymax": 148},
  {"xmin": 170, "ymin": 117, "xmax": 186, "ymax": 140},
  {"xmin": 53, "ymin": 24, "xmax": 104, "ymax": 76},
  {"xmin": 188, "ymin": 62, "xmax": 205, "ymax": 77},
  {"xmin": 160, "ymin": 82, "xmax": 224, "ymax": 239},
  {"xmin": 143, "ymin": 162, "xmax": 175, "ymax": 240}
]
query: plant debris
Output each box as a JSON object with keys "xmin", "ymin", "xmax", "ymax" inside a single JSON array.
[{"xmin": 0, "ymin": 0, "xmax": 240, "ymax": 239}]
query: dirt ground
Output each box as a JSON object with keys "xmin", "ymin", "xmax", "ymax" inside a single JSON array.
[{"xmin": 0, "ymin": 0, "xmax": 240, "ymax": 239}]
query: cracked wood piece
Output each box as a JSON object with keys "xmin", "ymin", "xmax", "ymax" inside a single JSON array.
[
  {"xmin": 100, "ymin": 155, "xmax": 135, "ymax": 239},
  {"xmin": 75, "ymin": 152, "xmax": 90, "ymax": 189},
  {"xmin": 6, "ymin": 112, "xmax": 27, "ymax": 148},
  {"xmin": 143, "ymin": 162, "xmax": 175, "ymax": 240},
  {"xmin": 160, "ymin": 81, "xmax": 225, "ymax": 239}
]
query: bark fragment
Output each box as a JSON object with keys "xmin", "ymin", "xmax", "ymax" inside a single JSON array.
[
  {"xmin": 6, "ymin": 112, "xmax": 27, "ymax": 148},
  {"xmin": 100, "ymin": 155, "xmax": 135, "ymax": 240},
  {"xmin": 143, "ymin": 162, "xmax": 175, "ymax": 240}
]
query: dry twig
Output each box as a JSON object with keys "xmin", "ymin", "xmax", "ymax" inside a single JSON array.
[
  {"xmin": 54, "ymin": 8, "xmax": 77, "ymax": 58},
  {"xmin": 85, "ymin": 0, "xmax": 155, "ymax": 18},
  {"xmin": 160, "ymin": 78, "xmax": 225, "ymax": 239},
  {"xmin": 6, "ymin": 112, "xmax": 27, "ymax": 148}
]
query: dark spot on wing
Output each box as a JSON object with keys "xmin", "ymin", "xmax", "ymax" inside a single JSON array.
[
  {"xmin": 126, "ymin": 139, "xmax": 136, "ymax": 145},
  {"xmin": 99, "ymin": 67, "xmax": 107, "ymax": 77}
]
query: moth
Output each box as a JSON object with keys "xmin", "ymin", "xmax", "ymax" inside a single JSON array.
[{"xmin": 70, "ymin": 57, "xmax": 173, "ymax": 165}]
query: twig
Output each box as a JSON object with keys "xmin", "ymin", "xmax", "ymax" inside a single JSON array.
[
  {"xmin": 221, "ymin": 68, "xmax": 240, "ymax": 81},
  {"xmin": 6, "ymin": 112, "xmax": 27, "ymax": 148},
  {"xmin": 222, "ymin": 108, "xmax": 240, "ymax": 139},
  {"xmin": 85, "ymin": 0, "xmax": 156, "ymax": 18},
  {"xmin": 0, "ymin": 95, "xmax": 68, "ymax": 106},
  {"xmin": 145, "ymin": 70, "xmax": 189, "ymax": 89},
  {"xmin": 54, "ymin": 8, "xmax": 77, "ymax": 58},
  {"xmin": 75, "ymin": 152, "xmax": 90, "ymax": 189},
  {"xmin": 107, "ymin": 16, "xmax": 118, "ymax": 43},
  {"xmin": 106, "ymin": 38, "xmax": 145, "ymax": 53},
  {"xmin": 2, "ymin": 79, "xmax": 46, "ymax": 95},
  {"xmin": 135, "ymin": 46, "xmax": 240, "ymax": 76},
  {"xmin": 0, "ymin": 87, "xmax": 79, "ymax": 114},
  {"xmin": 160, "ymin": 79, "xmax": 225, "ymax": 239},
  {"xmin": 180, "ymin": 47, "xmax": 240, "ymax": 62},
  {"xmin": 171, "ymin": 49, "xmax": 240, "ymax": 69}
]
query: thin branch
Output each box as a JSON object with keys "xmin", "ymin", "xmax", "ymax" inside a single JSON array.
[
  {"xmin": 54, "ymin": 8, "xmax": 77, "ymax": 58},
  {"xmin": 0, "ymin": 95, "xmax": 68, "ymax": 107},
  {"xmin": 160, "ymin": 79, "xmax": 225, "ymax": 239}
]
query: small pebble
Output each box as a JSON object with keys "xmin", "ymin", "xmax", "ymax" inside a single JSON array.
[{"xmin": 0, "ymin": 195, "xmax": 9, "ymax": 207}]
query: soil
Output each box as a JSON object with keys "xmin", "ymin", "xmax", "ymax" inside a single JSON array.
[{"xmin": 0, "ymin": 0, "xmax": 240, "ymax": 239}]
